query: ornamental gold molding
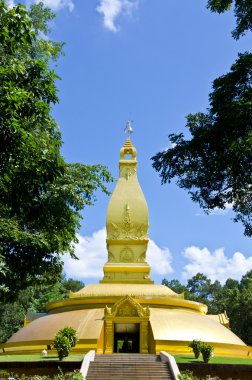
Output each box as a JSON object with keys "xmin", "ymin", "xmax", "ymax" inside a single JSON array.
[
  {"xmin": 123, "ymin": 203, "xmax": 131, "ymax": 239},
  {"xmin": 121, "ymin": 166, "xmax": 136, "ymax": 181},
  {"xmin": 119, "ymin": 246, "xmax": 134, "ymax": 262},
  {"xmin": 108, "ymin": 204, "xmax": 148, "ymax": 240},
  {"xmin": 109, "ymin": 223, "xmax": 120, "ymax": 239},
  {"xmin": 137, "ymin": 251, "xmax": 146, "ymax": 263},
  {"xmin": 108, "ymin": 251, "xmax": 116, "ymax": 262},
  {"xmin": 104, "ymin": 295, "xmax": 150, "ymax": 354},
  {"xmin": 104, "ymin": 295, "xmax": 150, "ymax": 319}
]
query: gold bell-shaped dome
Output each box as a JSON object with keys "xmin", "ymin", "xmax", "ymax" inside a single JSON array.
[{"xmin": 101, "ymin": 136, "xmax": 153, "ymax": 284}]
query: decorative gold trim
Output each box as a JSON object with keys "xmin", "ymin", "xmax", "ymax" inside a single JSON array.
[
  {"xmin": 104, "ymin": 295, "xmax": 150, "ymax": 319},
  {"xmin": 121, "ymin": 166, "xmax": 136, "ymax": 180},
  {"xmin": 104, "ymin": 295, "xmax": 150, "ymax": 354},
  {"xmin": 119, "ymin": 247, "xmax": 134, "ymax": 262},
  {"xmin": 107, "ymin": 204, "xmax": 148, "ymax": 241}
]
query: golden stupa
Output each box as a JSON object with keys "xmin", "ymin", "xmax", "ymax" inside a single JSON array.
[{"xmin": 3, "ymin": 129, "xmax": 251, "ymax": 357}]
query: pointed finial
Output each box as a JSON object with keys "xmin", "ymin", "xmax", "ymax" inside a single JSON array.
[{"xmin": 124, "ymin": 120, "xmax": 133, "ymax": 138}]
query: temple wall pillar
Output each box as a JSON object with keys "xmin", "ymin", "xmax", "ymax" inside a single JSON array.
[
  {"xmin": 104, "ymin": 320, "xmax": 113, "ymax": 354},
  {"xmin": 140, "ymin": 321, "xmax": 149, "ymax": 354}
]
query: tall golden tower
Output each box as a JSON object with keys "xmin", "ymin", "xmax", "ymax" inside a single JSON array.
[{"xmin": 101, "ymin": 123, "xmax": 153, "ymax": 284}]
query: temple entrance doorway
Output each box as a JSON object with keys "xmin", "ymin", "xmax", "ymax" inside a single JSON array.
[{"xmin": 114, "ymin": 323, "xmax": 140, "ymax": 353}]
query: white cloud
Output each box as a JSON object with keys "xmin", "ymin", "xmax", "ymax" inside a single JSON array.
[
  {"xmin": 63, "ymin": 227, "xmax": 173, "ymax": 280},
  {"xmin": 196, "ymin": 203, "xmax": 233, "ymax": 217},
  {"xmin": 147, "ymin": 240, "xmax": 173, "ymax": 275},
  {"xmin": 182, "ymin": 246, "xmax": 252, "ymax": 284},
  {"xmin": 6, "ymin": 0, "xmax": 15, "ymax": 8},
  {"xmin": 209, "ymin": 203, "xmax": 233, "ymax": 216},
  {"xmin": 26, "ymin": 0, "xmax": 74, "ymax": 12},
  {"xmin": 63, "ymin": 229, "xmax": 106, "ymax": 279},
  {"xmin": 96, "ymin": 0, "xmax": 138, "ymax": 32}
]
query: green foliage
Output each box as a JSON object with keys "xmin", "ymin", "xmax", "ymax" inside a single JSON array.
[
  {"xmin": 53, "ymin": 327, "xmax": 78, "ymax": 361},
  {"xmin": 66, "ymin": 370, "xmax": 83, "ymax": 380},
  {"xmin": 162, "ymin": 274, "xmax": 224, "ymax": 314},
  {"xmin": 0, "ymin": 369, "xmax": 83, "ymax": 380},
  {"xmin": 178, "ymin": 370, "xmax": 194, "ymax": 380},
  {"xmin": 200, "ymin": 342, "xmax": 214, "ymax": 363},
  {"xmin": 162, "ymin": 271, "xmax": 252, "ymax": 345},
  {"xmin": 232, "ymin": 270, "xmax": 252, "ymax": 344},
  {"xmin": 207, "ymin": 0, "xmax": 252, "ymax": 39},
  {"xmin": 0, "ymin": 253, "xmax": 8, "ymax": 293},
  {"xmin": 0, "ymin": 1, "xmax": 113, "ymax": 300},
  {"xmin": 188, "ymin": 340, "xmax": 214, "ymax": 363},
  {"xmin": 60, "ymin": 277, "xmax": 85, "ymax": 296},
  {"xmin": 60, "ymin": 327, "xmax": 78, "ymax": 348},
  {"xmin": 0, "ymin": 276, "xmax": 84, "ymax": 343},
  {"xmin": 161, "ymin": 279, "xmax": 188, "ymax": 295},
  {"xmin": 0, "ymin": 301, "xmax": 26, "ymax": 343},
  {"xmin": 54, "ymin": 335, "xmax": 71, "ymax": 361},
  {"xmin": 187, "ymin": 274, "xmax": 211, "ymax": 302},
  {"xmin": 188, "ymin": 340, "xmax": 202, "ymax": 359},
  {"xmin": 28, "ymin": 2, "xmax": 64, "ymax": 62},
  {"xmin": 152, "ymin": 52, "xmax": 252, "ymax": 237}
]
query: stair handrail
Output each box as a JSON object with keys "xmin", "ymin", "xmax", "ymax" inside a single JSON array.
[
  {"xmin": 160, "ymin": 351, "xmax": 180, "ymax": 380},
  {"xmin": 80, "ymin": 350, "xmax": 96, "ymax": 379}
]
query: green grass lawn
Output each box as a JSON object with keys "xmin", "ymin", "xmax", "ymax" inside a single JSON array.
[
  {"xmin": 175, "ymin": 354, "xmax": 252, "ymax": 365},
  {"xmin": 0, "ymin": 354, "xmax": 83, "ymax": 362},
  {"xmin": 1, "ymin": 353, "xmax": 251, "ymax": 365}
]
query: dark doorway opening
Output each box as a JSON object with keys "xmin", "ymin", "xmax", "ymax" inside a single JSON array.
[{"xmin": 114, "ymin": 323, "xmax": 140, "ymax": 353}]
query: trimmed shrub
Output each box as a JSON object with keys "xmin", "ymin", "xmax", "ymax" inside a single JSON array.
[
  {"xmin": 53, "ymin": 327, "xmax": 78, "ymax": 361},
  {"xmin": 188, "ymin": 339, "xmax": 202, "ymax": 359},
  {"xmin": 200, "ymin": 342, "xmax": 214, "ymax": 363}
]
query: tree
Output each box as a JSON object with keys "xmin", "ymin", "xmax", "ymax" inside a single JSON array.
[
  {"xmin": 30, "ymin": 276, "xmax": 85, "ymax": 312},
  {"xmin": 0, "ymin": 287, "xmax": 34, "ymax": 343},
  {"xmin": 187, "ymin": 273, "xmax": 212, "ymax": 302},
  {"xmin": 0, "ymin": 254, "xmax": 8, "ymax": 293},
  {"xmin": 0, "ymin": 1, "xmax": 112, "ymax": 301},
  {"xmin": 152, "ymin": 52, "xmax": 252, "ymax": 237},
  {"xmin": 60, "ymin": 276, "xmax": 85, "ymax": 297},
  {"xmin": 162, "ymin": 278, "xmax": 188, "ymax": 295},
  {"xmin": 53, "ymin": 327, "xmax": 78, "ymax": 360},
  {"xmin": 163, "ymin": 272, "xmax": 252, "ymax": 344},
  {"xmin": 0, "ymin": 276, "xmax": 85, "ymax": 343},
  {"xmin": 207, "ymin": 0, "xmax": 252, "ymax": 39},
  {"xmin": 235, "ymin": 270, "xmax": 252, "ymax": 344}
]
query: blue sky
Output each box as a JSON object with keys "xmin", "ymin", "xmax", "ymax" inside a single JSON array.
[{"xmin": 9, "ymin": 0, "xmax": 252, "ymax": 285}]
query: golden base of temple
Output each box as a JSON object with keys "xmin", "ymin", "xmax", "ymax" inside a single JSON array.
[{"xmin": 2, "ymin": 284, "xmax": 252, "ymax": 358}]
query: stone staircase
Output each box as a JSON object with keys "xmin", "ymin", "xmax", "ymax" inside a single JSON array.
[{"xmin": 86, "ymin": 354, "xmax": 174, "ymax": 380}]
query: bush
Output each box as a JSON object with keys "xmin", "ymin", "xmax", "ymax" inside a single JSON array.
[
  {"xmin": 178, "ymin": 370, "xmax": 194, "ymax": 380},
  {"xmin": 188, "ymin": 340, "xmax": 202, "ymax": 359},
  {"xmin": 53, "ymin": 327, "xmax": 78, "ymax": 361},
  {"xmin": 200, "ymin": 342, "xmax": 214, "ymax": 363},
  {"xmin": 65, "ymin": 371, "xmax": 83, "ymax": 380}
]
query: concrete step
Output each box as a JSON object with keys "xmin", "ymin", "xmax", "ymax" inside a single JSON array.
[
  {"xmin": 88, "ymin": 366, "xmax": 168, "ymax": 368},
  {"xmin": 87, "ymin": 378, "xmax": 172, "ymax": 380},
  {"xmin": 87, "ymin": 377, "xmax": 171, "ymax": 380},
  {"xmin": 88, "ymin": 369, "xmax": 169, "ymax": 372},
  {"xmin": 86, "ymin": 354, "xmax": 173, "ymax": 380},
  {"xmin": 87, "ymin": 377, "xmax": 172, "ymax": 380},
  {"xmin": 88, "ymin": 363, "xmax": 168, "ymax": 366}
]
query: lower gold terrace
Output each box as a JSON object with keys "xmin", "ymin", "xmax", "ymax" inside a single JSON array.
[{"xmin": 3, "ymin": 284, "xmax": 251, "ymax": 357}]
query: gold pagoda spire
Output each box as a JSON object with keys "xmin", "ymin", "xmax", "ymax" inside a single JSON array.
[{"xmin": 101, "ymin": 124, "xmax": 153, "ymax": 284}]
